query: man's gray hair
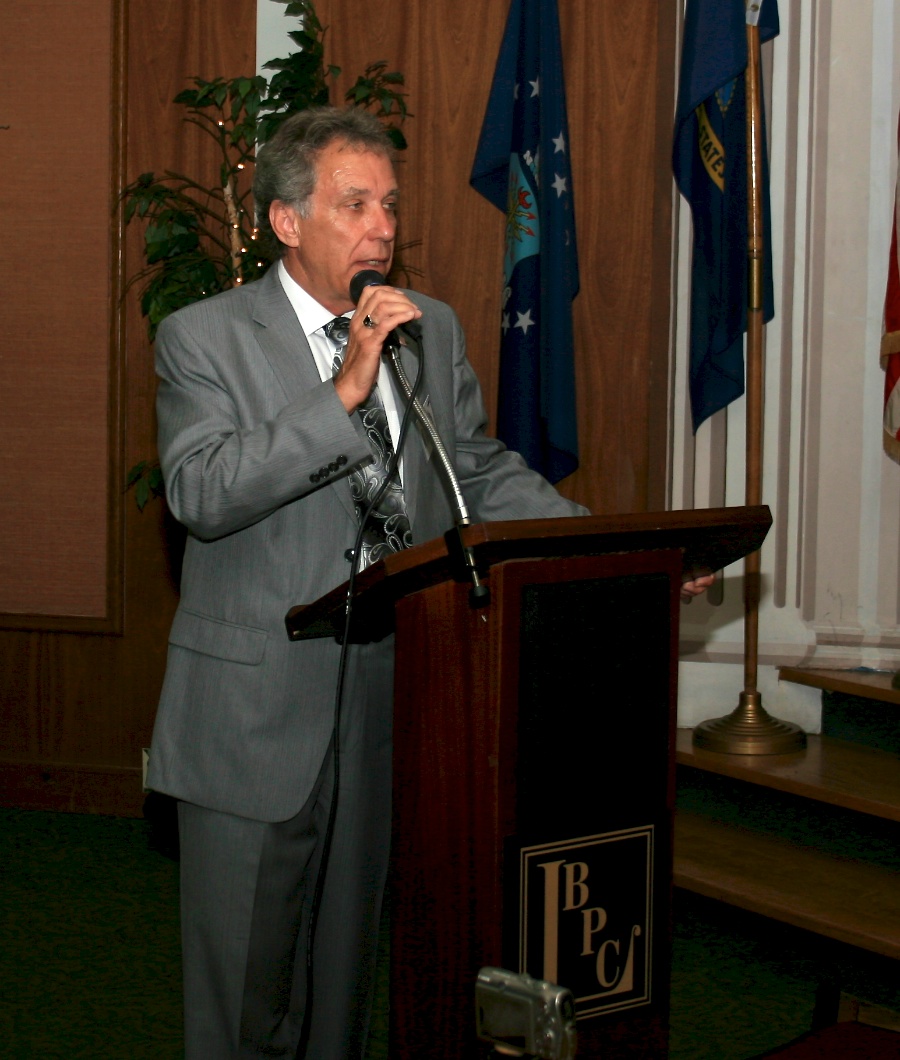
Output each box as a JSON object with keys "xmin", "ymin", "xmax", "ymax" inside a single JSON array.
[{"xmin": 253, "ymin": 107, "xmax": 395, "ymax": 258}]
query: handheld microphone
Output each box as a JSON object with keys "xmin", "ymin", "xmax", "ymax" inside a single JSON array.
[
  {"xmin": 349, "ymin": 270, "xmax": 422, "ymax": 344},
  {"xmin": 349, "ymin": 269, "xmax": 387, "ymax": 305}
]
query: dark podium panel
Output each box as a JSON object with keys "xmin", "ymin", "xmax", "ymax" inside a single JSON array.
[{"xmin": 286, "ymin": 507, "xmax": 771, "ymax": 1058}]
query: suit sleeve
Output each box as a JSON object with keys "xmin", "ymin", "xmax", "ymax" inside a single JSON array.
[{"xmin": 155, "ymin": 305, "xmax": 370, "ymax": 542}]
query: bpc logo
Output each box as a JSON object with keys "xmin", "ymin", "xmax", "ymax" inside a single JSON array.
[{"xmin": 517, "ymin": 826, "xmax": 653, "ymax": 1019}]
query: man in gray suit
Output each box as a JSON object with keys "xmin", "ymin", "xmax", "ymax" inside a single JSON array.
[{"xmin": 148, "ymin": 107, "xmax": 708, "ymax": 1058}]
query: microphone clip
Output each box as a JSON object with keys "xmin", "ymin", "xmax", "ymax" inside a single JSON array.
[{"xmin": 444, "ymin": 524, "xmax": 491, "ymax": 610}]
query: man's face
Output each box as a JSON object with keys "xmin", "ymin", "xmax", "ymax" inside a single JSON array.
[{"xmin": 276, "ymin": 140, "xmax": 398, "ymax": 315}]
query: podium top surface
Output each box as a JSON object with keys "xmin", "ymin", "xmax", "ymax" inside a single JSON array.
[{"xmin": 285, "ymin": 505, "xmax": 771, "ymax": 642}]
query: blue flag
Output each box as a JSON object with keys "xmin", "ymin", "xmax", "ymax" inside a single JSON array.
[
  {"xmin": 673, "ymin": 0, "xmax": 779, "ymax": 432},
  {"xmin": 470, "ymin": 0, "xmax": 579, "ymax": 483}
]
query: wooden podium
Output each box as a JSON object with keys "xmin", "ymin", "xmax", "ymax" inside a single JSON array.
[{"xmin": 286, "ymin": 506, "xmax": 771, "ymax": 1058}]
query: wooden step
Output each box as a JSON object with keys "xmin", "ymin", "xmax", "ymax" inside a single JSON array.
[
  {"xmin": 676, "ymin": 729, "xmax": 900, "ymax": 823},
  {"xmin": 674, "ymin": 810, "xmax": 900, "ymax": 960},
  {"xmin": 756, "ymin": 1020, "xmax": 900, "ymax": 1058},
  {"xmin": 779, "ymin": 666, "xmax": 900, "ymax": 707}
]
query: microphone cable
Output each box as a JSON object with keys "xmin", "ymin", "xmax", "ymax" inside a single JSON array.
[{"xmin": 298, "ymin": 319, "xmax": 425, "ymax": 1054}]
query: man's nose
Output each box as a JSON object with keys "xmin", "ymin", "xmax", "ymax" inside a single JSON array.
[{"xmin": 369, "ymin": 207, "xmax": 396, "ymax": 240}]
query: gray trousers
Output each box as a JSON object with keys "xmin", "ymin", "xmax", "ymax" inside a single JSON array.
[{"xmin": 178, "ymin": 641, "xmax": 393, "ymax": 1058}]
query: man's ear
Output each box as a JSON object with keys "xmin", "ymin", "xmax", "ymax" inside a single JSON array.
[{"xmin": 269, "ymin": 201, "xmax": 301, "ymax": 248}]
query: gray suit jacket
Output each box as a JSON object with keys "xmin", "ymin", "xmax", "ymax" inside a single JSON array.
[{"xmin": 147, "ymin": 267, "xmax": 587, "ymax": 822}]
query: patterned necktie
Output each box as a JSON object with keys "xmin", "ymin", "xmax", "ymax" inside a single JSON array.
[{"xmin": 324, "ymin": 316, "xmax": 413, "ymax": 568}]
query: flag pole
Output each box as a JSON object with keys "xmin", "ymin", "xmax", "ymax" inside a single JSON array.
[{"xmin": 693, "ymin": 10, "xmax": 805, "ymax": 754}]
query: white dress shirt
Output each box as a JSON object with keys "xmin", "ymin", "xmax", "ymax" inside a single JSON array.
[{"xmin": 277, "ymin": 261, "xmax": 405, "ymax": 474}]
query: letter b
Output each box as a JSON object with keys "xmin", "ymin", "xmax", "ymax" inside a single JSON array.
[{"xmin": 563, "ymin": 861, "xmax": 589, "ymax": 910}]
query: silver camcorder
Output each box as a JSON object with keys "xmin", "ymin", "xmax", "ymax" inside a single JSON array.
[{"xmin": 475, "ymin": 966, "xmax": 577, "ymax": 1059}]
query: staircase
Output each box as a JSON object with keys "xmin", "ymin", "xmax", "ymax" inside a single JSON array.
[{"xmin": 674, "ymin": 667, "xmax": 900, "ymax": 1007}]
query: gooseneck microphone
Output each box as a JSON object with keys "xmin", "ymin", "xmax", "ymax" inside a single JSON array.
[{"xmin": 348, "ymin": 271, "xmax": 489, "ymax": 607}]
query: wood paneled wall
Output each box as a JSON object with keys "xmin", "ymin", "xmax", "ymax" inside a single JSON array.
[
  {"xmin": 0, "ymin": 0, "xmax": 676, "ymax": 815},
  {"xmin": 1, "ymin": 0, "xmax": 119, "ymax": 625},
  {"xmin": 0, "ymin": 0, "xmax": 258, "ymax": 815},
  {"xmin": 319, "ymin": 0, "xmax": 677, "ymax": 515}
]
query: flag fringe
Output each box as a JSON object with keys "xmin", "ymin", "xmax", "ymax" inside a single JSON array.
[{"xmin": 880, "ymin": 328, "xmax": 900, "ymax": 364}]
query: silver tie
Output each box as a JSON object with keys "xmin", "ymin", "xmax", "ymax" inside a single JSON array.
[{"xmin": 324, "ymin": 316, "xmax": 413, "ymax": 568}]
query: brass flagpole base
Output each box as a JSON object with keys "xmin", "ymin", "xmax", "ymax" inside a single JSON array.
[{"xmin": 692, "ymin": 691, "xmax": 807, "ymax": 755}]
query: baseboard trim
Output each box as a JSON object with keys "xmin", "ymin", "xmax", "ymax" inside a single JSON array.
[{"xmin": 0, "ymin": 760, "xmax": 144, "ymax": 817}]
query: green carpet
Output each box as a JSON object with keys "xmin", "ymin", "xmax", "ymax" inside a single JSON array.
[
  {"xmin": 0, "ymin": 807, "xmax": 881, "ymax": 1058},
  {"xmin": 0, "ymin": 809, "xmax": 182, "ymax": 1058}
]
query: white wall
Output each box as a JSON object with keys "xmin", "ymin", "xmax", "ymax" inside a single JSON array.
[
  {"xmin": 256, "ymin": 2, "xmax": 293, "ymax": 80},
  {"xmin": 673, "ymin": 0, "xmax": 900, "ymax": 729}
]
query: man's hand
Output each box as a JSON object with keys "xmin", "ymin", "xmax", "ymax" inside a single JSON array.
[
  {"xmin": 333, "ymin": 286, "xmax": 423, "ymax": 414},
  {"xmin": 681, "ymin": 572, "xmax": 715, "ymax": 603}
]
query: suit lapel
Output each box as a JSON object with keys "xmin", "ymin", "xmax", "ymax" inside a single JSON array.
[
  {"xmin": 249, "ymin": 268, "xmax": 359, "ymax": 524},
  {"xmin": 250, "ymin": 268, "xmax": 321, "ymax": 397}
]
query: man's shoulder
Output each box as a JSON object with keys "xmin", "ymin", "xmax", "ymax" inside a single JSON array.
[
  {"xmin": 402, "ymin": 287, "xmax": 457, "ymax": 326},
  {"xmin": 156, "ymin": 268, "xmax": 281, "ymax": 340}
]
